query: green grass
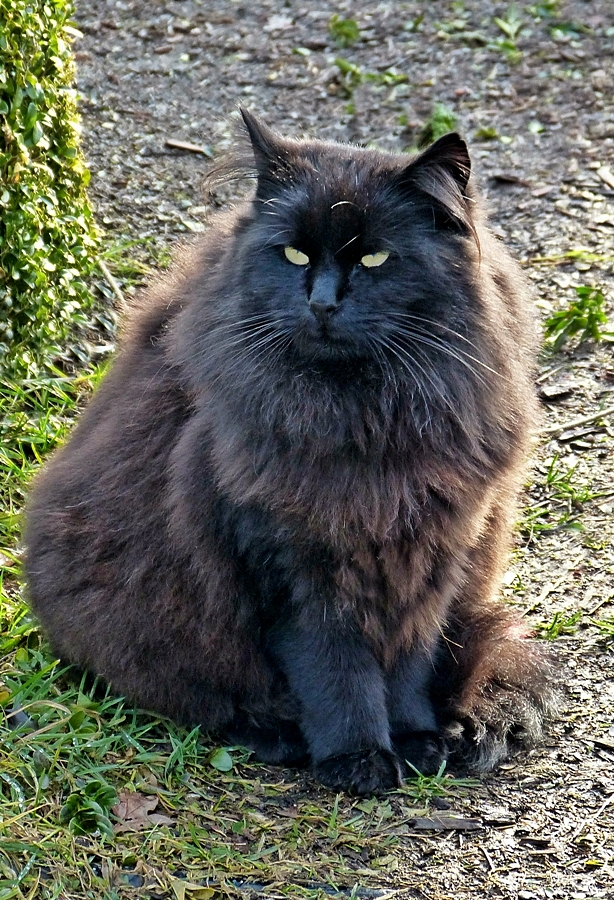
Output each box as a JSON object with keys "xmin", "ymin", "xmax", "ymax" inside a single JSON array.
[
  {"xmin": 535, "ymin": 609, "xmax": 582, "ymax": 640},
  {"xmin": 333, "ymin": 58, "xmax": 408, "ymax": 100},
  {"xmin": 590, "ymin": 617, "xmax": 614, "ymax": 638},
  {"xmin": 520, "ymin": 454, "xmax": 606, "ymax": 540},
  {"xmin": 328, "ymin": 15, "xmax": 360, "ymax": 48},
  {"xmin": 491, "ymin": 5, "xmax": 525, "ymax": 63},
  {"xmin": 0, "ymin": 623, "xmax": 475, "ymax": 898},
  {"xmin": 0, "ymin": 368, "xmax": 102, "ymax": 552},
  {"xmin": 417, "ymin": 103, "xmax": 458, "ymax": 149}
]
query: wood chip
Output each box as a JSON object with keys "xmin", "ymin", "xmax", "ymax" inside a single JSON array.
[
  {"xmin": 482, "ymin": 808, "xmax": 516, "ymax": 827},
  {"xmin": 165, "ymin": 139, "xmax": 213, "ymax": 157},
  {"xmin": 490, "ymin": 173, "xmax": 529, "ymax": 185},
  {"xmin": 539, "ymin": 384, "xmax": 573, "ymax": 401},
  {"xmin": 408, "ymin": 814, "xmax": 482, "ymax": 831},
  {"xmin": 558, "ymin": 426, "xmax": 602, "ymax": 442},
  {"xmin": 590, "ymin": 737, "xmax": 614, "ymax": 752},
  {"xmin": 532, "ymin": 185, "xmax": 557, "ymax": 197},
  {"xmin": 519, "ymin": 835, "xmax": 551, "ymax": 849},
  {"xmin": 597, "ymin": 166, "xmax": 614, "ymax": 191}
]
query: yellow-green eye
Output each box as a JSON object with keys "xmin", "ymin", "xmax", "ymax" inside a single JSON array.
[
  {"xmin": 360, "ymin": 251, "xmax": 390, "ymax": 268},
  {"xmin": 284, "ymin": 246, "xmax": 310, "ymax": 266}
]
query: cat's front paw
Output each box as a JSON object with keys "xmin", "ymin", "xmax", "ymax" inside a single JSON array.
[
  {"xmin": 315, "ymin": 748, "xmax": 403, "ymax": 795},
  {"xmin": 393, "ymin": 730, "xmax": 448, "ymax": 776}
]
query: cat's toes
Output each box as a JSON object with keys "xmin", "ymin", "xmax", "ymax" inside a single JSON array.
[
  {"xmin": 393, "ymin": 730, "xmax": 448, "ymax": 776},
  {"xmin": 315, "ymin": 748, "xmax": 403, "ymax": 795},
  {"xmin": 443, "ymin": 679, "xmax": 561, "ymax": 772}
]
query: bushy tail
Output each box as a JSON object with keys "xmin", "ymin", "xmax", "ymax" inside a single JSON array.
[{"xmin": 433, "ymin": 601, "xmax": 560, "ymax": 771}]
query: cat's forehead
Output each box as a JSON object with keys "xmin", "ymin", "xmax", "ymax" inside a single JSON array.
[
  {"xmin": 295, "ymin": 143, "xmax": 397, "ymax": 206},
  {"xmin": 265, "ymin": 143, "xmax": 400, "ymax": 235}
]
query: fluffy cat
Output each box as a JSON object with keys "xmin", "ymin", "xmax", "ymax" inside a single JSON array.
[{"xmin": 25, "ymin": 111, "xmax": 557, "ymax": 795}]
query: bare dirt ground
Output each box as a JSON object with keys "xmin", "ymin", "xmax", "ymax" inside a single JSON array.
[{"xmin": 71, "ymin": 1, "xmax": 613, "ymax": 897}]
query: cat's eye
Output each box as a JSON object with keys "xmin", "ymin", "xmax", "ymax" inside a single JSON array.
[
  {"xmin": 360, "ymin": 251, "xmax": 390, "ymax": 268},
  {"xmin": 284, "ymin": 246, "xmax": 310, "ymax": 266}
]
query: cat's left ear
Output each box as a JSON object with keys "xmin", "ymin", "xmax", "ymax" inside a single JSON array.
[
  {"xmin": 240, "ymin": 108, "xmax": 294, "ymax": 193},
  {"xmin": 396, "ymin": 133, "xmax": 474, "ymax": 233}
]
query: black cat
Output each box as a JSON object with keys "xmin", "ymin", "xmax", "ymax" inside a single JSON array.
[{"xmin": 25, "ymin": 111, "xmax": 557, "ymax": 795}]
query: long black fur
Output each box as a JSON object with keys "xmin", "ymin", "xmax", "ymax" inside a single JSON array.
[{"xmin": 25, "ymin": 112, "xmax": 558, "ymax": 795}]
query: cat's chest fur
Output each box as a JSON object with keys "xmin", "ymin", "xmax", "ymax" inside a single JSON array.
[{"xmin": 171, "ymin": 394, "xmax": 493, "ymax": 662}]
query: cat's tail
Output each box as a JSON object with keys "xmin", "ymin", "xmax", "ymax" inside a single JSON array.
[{"xmin": 433, "ymin": 601, "xmax": 561, "ymax": 772}]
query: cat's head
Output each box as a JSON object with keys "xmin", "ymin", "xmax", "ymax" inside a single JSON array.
[{"xmin": 222, "ymin": 110, "xmax": 480, "ymax": 377}]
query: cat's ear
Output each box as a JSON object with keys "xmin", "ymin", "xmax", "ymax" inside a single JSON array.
[
  {"xmin": 396, "ymin": 133, "xmax": 474, "ymax": 235},
  {"xmin": 410, "ymin": 132, "xmax": 471, "ymax": 192},
  {"xmin": 240, "ymin": 108, "xmax": 294, "ymax": 193}
]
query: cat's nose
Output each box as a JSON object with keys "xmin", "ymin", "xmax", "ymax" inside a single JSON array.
[
  {"xmin": 309, "ymin": 297, "xmax": 339, "ymax": 319},
  {"xmin": 308, "ymin": 270, "xmax": 340, "ymax": 320}
]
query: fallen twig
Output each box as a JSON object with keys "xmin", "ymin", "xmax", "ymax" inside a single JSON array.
[
  {"xmin": 481, "ymin": 846, "xmax": 496, "ymax": 872},
  {"xmin": 543, "ymin": 403, "xmax": 614, "ymax": 436},
  {"xmin": 99, "ymin": 259, "xmax": 128, "ymax": 313},
  {"xmin": 530, "ymin": 250, "xmax": 614, "ymax": 266},
  {"xmin": 536, "ymin": 363, "xmax": 567, "ymax": 385},
  {"xmin": 165, "ymin": 138, "xmax": 213, "ymax": 157},
  {"xmin": 597, "ymin": 166, "xmax": 614, "ymax": 191},
  {"xmin": 570, "ymin": 793, "xmax": 614, "ymax": 842}
]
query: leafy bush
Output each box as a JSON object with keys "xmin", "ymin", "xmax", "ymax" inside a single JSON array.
[{"xmin": 0, "ymin": 0, "xmax": 99, "ymax": 376}]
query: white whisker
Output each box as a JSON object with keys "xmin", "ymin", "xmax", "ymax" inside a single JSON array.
[
  {"xmin": 388, "ymin": 312, "xmax": 502, "ymax": 377},
  {"xmin": 397, "ymin": 330, "xmax": 490, "ymax": 383},
  {"xmin": 376, "ymin": 334, "xmax": 432, "ymax": 418},
  {"xmin": 335, "ymin": 233, "xmax": 361, "ymax": 256}
]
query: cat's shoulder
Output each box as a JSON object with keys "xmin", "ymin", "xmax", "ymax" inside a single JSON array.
[{"xmin": 118, "ymin": 208, "xmax": 242, "ymax": 355}]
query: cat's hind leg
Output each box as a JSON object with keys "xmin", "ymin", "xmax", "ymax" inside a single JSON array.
[
  {"xmin": 434, "ymin": 603, "xmax": 559, "ymax": 771},
  {"xmin": 432, "ymin": 505, "xmax": 560, "ymax": 771}
]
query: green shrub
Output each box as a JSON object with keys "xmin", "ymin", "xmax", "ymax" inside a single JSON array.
[{"xmin": 0, "ymin": 0, "xmax": 99, "ymax": 376}]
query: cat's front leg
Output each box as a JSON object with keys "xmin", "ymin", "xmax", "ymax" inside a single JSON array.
[
  {"xmin": 386, "ymin": 647, "xmax": 448, "ymax": 776},
  {"xmin": 269, "ymin": 606, "xmax": 403, "ymax": 795}
]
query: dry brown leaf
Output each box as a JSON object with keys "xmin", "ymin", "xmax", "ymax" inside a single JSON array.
[
  {"xmin": 277, "ymin": 805, "xmax": 299, "ymax": 818},
  {"xmin": 112, "ymin": 789, "xmax": 175, "ymax": 833}
]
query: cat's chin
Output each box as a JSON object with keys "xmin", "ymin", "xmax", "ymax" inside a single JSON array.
[{"xmin": 292, "ymin": 328, "xmax": 365, "ymax": 366}]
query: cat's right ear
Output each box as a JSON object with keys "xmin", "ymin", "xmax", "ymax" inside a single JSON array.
[{"xmin": 240, "ymin": 108, "xmax": 294, "ymax": 194}]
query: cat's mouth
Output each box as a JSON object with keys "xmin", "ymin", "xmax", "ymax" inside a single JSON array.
[{"xmin": 293, "ymin": 317, "xmax": 362, "ymax": 361}]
